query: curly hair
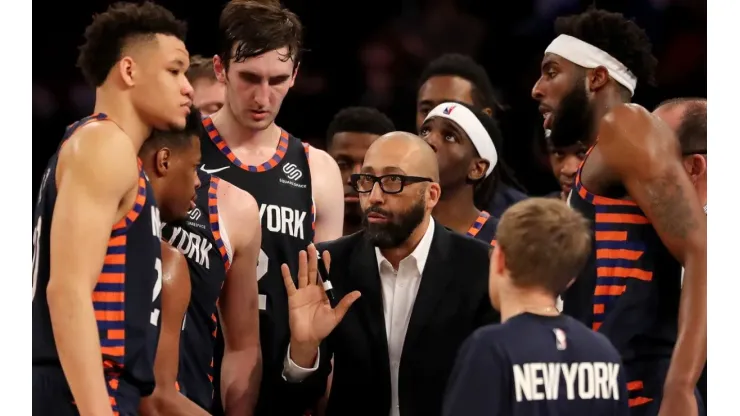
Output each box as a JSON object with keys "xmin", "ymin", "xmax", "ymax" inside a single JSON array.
[
  {"xmin": 77, "ymin": 1, "xmax": 187, "ymax": 87},
  {"xmin": 218, "ymin": 0, "xmax": 303, "ymax": 70},
  {"xmin": 418, "ymin": 54, "xmax": 506, "ymax": 114},
  {"xmin": 554, "ymin": 8, "xmax": 658, "ymax": 90},
  {"xmin": 142, "ymin": 106, "xmax": 205, "ymax": 154},
  {"xmin": 326, "ymin": 107, "xmax": 395, "ymax": 147}
]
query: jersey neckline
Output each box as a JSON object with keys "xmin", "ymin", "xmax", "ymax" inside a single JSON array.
[
  {"xmin": 202, "ymin": 116, "xmax": 291, "ymax": 173},
  {"xmin": 574, "ymin": 143, "xmax": 638, "ymax": 207}
]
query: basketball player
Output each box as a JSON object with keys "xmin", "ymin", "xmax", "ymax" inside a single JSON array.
[
  {"xmin": 443, "ymin": 198, "xmax": 629, "ymax": 415},
  {"xmin": 547, "ymin": 138, "xmax": 587, "ymax": 200},
  {"xmin": 326, "ymin": 106, "xmax": 395, "ymax": 235},
  {"xmin": 416, "ymin": 53, "xmax": 527, "ymax": 218},
  {"xmin": 653, "ymin": 98, "xmax": 707, "ymax": 408},
  {"xmin": 532, "ymin": 9, "xmax": 706, "ymax": 416},
  {"xmin": 187, "ymin": 55, "xmax": 226, "ymax": 115},
  {"xmin": 32, "ymin": 3, "xmax": 193, "ymax": 415},
  {"xmin": 419, "ymin": 101, "xmax": 500, "ymax": 244},
  {"xmin": 200, "ymin": 2, "xmax": 344, "ymax": 414},
  {"xmin": 135, "ymin": 108, "xmax": 262, "ymax": 415}
]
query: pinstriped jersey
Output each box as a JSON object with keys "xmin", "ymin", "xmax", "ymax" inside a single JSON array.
[
  {"xmin": 32, "ymin": 114, "xmax": 163, "ymax": 402},
  {"xmin": 161, "ymin": 171, "xmax": 230, "ymax": 410},
  {"xmin": 466, "ymin": 211, "xmax": 498, "ymax": 246},
  {"xmin": 563, "ymin": 146, "xmax": 682, "ymax": 408}
]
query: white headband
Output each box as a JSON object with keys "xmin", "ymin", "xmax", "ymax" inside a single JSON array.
[
  {"xmin": 545, "ymin": 34, "xmax": 638, "ymax": 96},
  {"xmin": 424, "ymin": 103, "xmax": 498, "ymax": 178}
]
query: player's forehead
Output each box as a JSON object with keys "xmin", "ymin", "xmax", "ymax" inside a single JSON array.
[
  {"xmin": 229, "ymin": 46, "xmax": 294, "ymax": 77},
  {"xmin": 145, "ymin": 34, "xmax": 189, "ymax": 67},
  {"xmin": 541, "ymin": 52, "xmax": 575, "ymax": 71},
  {"xmin": 422, "ymin": 116, "xmax": 464, "ymax": 135}
]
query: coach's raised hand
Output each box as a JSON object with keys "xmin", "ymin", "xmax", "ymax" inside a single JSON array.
[{"xmin": 281, "ymin": 244, "xmax": 361, "ymax": 368}]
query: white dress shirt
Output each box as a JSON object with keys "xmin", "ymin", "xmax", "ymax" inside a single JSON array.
[{"xmin": 283, "ymin": 220, "xmax": 436, "ymax": 416}]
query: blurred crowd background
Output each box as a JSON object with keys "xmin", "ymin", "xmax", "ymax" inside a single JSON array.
[{"xmin": 32, "ymin": 0, "xmax": 706, "ymax": 199}]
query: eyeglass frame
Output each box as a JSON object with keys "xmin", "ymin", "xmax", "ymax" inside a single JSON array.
[{"xmin": 349, "ymin": 173, "xmax": 433, "ymax": 195}]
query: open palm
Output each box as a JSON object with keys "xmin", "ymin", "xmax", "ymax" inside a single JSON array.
[{"xmin": 281, "ymin": 245, "xmax": 361, "ymax": 347}]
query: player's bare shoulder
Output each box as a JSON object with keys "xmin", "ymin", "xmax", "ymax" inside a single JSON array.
[
  {"xmin": 306, "ymin": 144, "xmax": 341, "ymax": 176},
  {"xmin": 218, "ymin": 179, "xmax": 260, "ymax": 243},
  {"xmin": 57, "ymin": 121, "xmax": 139, "ymax": 191}
]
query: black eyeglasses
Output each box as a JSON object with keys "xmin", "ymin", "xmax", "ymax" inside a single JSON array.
[{"xmin": 350, "ymin": 173, "xmax": 433, "ymax": 195}]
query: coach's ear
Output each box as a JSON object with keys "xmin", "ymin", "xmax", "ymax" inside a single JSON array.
[{"xmin": 155, "ymin": 148, "xmax": 172, "ymax": 176}]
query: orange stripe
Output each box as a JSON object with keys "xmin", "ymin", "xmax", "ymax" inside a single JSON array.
[
  {"xmin": 596, "ymin": 249, "xmax": 643, "ymax": 260},
  {"xmin": 592, "ymin": 322, "xmax": 602, "ymax": 331},
  {"xmin": 101, "ymin": 346, "xmax": 124, "ymax": 357},
  {"xmin": 107, "ymin": 329, "xmax": 125, "ymax": 340},
  {"xmin": 591, "ymin": 195, "xmax": 638, "ymax": 206},
  {"xmin": 108, "ymin": 378, "xmax": 120, "ymax": 390},
  {"xmin": 593, "ymin": 304, "xmax": 605, "ymax": 314},
  {"xmin": 98, "ymin": 273, "xmax": 125, "ymax": 284},
  {"xmin": 627, "ymin": 381, "xmax": 644, "ymax": 391},
  {"xmin": 109, "ymin": 396, "xmax": 118, "ymax": 406},
  {"xmin": 175, "ymin": 381, "xmax": 180, "ymax": 392},
  {"xmin": 112, "ymin": 216, "xmax": 127, "ymax": 230},
  {"xmin": 595, "ymin": 231, "xmax": 627, "ymax": 241},
  {"xmin": 597, "ymin": 267, "xmax": 653, "ymax": 281},
  {"xmin": 103, "ymin": 254, "xmax": 126, "ymax": 265},
  {"xmin": 95, "ymin": 310, "xmax": 124, "ymax": 321},
  {"xmin": 594, "ymin": 285, "xmax": 626, "ymax": 296},
  {"xmin": 108, "ymin": 235, "xmax": 126, "ymax": 246},
  {"xmin": 628, "ymin": 397, "xmax": 653, "ymax": 407},
  {"xmin": 92, "ymin": 291, "xmax": 125, "ymax": 302},
  {"xmin": 596, "ymin": 213, "xmax": 649, "ymax": 224}
]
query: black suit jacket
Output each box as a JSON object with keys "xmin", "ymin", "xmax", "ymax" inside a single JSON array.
[{"xmin": 291, "ymin": 220, "xmax": 499, "ymax": 416}]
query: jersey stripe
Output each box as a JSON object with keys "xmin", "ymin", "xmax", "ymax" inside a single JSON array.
[
  {"xmin": 207, "ymin": 176, "xmax": 231, "ymax": 271},
  {"xmin": 202, "ymin": 116, "xmax": 291, "ymax": 172},
  {"xmin": 466, "ymin": 211, "xmax": 490, "ymax": 238}
]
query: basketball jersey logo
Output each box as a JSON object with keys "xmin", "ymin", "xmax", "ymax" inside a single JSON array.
[{"xmin": 553, "ymin": 328, "xmax": 567, "ymax": 351}]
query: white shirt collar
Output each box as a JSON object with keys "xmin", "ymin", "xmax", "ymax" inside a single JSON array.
[{"xmin": 375, "ymin": 219, "xmax": 436, "ymax": 275}]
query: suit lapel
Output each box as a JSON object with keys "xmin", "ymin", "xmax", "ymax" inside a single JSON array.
[
  {"xmin": 350, "ymin": 237, "xmax": 390, "ymax": 364},
  {"xmin": 402, "ymin": 222, "xmax": 455, "ymax": 356}
]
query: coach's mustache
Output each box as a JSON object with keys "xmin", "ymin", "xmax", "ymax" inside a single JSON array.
[{"xmin": 364, "ymin": 205, "xmax": 393, "ymax": 219}]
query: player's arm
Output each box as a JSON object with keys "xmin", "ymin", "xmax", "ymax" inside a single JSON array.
[
  {"xmin": 599, "ymin": 104, "xmax": 707, "ymax": 391},
  {"xmin": 218, "ymin": 183, "xmax": 263, "ymax": 415},
  {"xmin": 139, "ymin": 243, "xmax": 208, "ymax": 416},
  {"xmin": 308, "ymin": 146, "xmax": 344, "ymax": 243},
  {"xmin": 46, "ymin": 125, "xmax": 140, "ymax": 416},
  {"xmin": 441, "ymin": 331, "xmax": 503, "ymax": 416}
]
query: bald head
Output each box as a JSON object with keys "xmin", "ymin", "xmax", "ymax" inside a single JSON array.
[
  {"xmin": 654, "ymin": 98, "xmax": 707, "ymax": 155},
  {"xmin": 364, "ymin": 131, "xmax": 440, "ymax": 182}
]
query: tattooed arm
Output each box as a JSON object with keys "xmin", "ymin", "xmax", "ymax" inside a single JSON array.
[{"xmin": 599, "ymin": 104, "xmax": 707, "ymax": 403}]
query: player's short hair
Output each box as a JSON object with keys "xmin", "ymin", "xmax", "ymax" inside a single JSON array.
[
  {"xmin": 418, "ymin": 54, "xmax": 506, "ymax": 114},
  {"xmin": 657, "ymin": 98, "xmax": 707, "ymax": 155},
  {"xmin": 142, "ymin": 106, "xmax": 204, "ymax": 154},
  {"xmin": 186, "ymin": 55, "xmax": 217, "ymax": 84},
  {"xmin": 325, "ymin": 107, "xmax": 395, "ymax": 147},
  {"xmin": 77, "ymin": 1, "xmax": 187, "ymax": 87},
  {"xmin": 218, "ymin": 0, "xmax": 303, "ymax": 71},
  {"xmin": 496, "ymin": 198, "xmax": 591, "ymax": 296},
  {"xmin": 554, "ymin": 8, "xmax": 658, "ymax": 90}
]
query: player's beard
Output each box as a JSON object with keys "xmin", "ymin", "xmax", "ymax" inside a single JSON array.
[
  {"xmin": 549, "ymin": 78, "xmax": 596, "ymax": 149},
  {"xmin": 363, "ymin": 195, "xmax": 426, "ymax": 249}
]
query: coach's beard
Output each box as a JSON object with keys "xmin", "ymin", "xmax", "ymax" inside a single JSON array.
[{"xmin": 363, "ymin": 199, "xmax": 426, "ymax": 249}]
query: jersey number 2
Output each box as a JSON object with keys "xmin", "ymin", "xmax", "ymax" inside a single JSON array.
[{"xmin": 150, "ymin": 258, "xmax": 163, "ymax": 326}]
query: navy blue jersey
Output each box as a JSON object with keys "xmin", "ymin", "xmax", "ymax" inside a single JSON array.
[
  {"xmin": 466, "ymin": 211, "xmax": 498, "ymax": 246},
  {"xmin": 161, "ymin": 171, "xmax": 230, "ymax": 410},
  {"xmin": 443, "ymin": 313, "xmax": 629, "ymax": 416},
  {"xmin": 199, "ymin": 116, "xmax": 314, "ymax": 415},
  {"xmin": 564, "ymin": 145, "xmax": 683, "ymax": 410},
  {"xmin": 32, "ymin": 114, "xmax": 163, "ymax": 410}
]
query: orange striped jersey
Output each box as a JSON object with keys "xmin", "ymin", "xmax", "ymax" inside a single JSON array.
[
  {"xmin": 466, "ymin": 211, "xmax": 498, "ymax": 246},
  {"xmin": 199, "ymin": 116, "xmax": 315, "ymax": 413},
  {"xmin": 161, "ymin": 171, "xmax": 230, "ymax": 410},
  {"xmin": 32, "ymin": 114, "xmax": 163, "ymax": 406},
  {"xmin": 563, "ymin": 146, "xmax": 682, "ymax": 408}
]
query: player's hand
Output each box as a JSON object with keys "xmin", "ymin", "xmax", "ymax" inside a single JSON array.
[
  {"xmin": 658, "ymin": 385, "xmax": 698, "ymax": 416},
  {"xmin": 282, "ymin": 244, "xmax": 361, "ymax": 355}
]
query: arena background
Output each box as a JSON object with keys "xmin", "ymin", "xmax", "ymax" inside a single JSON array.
[{"xmin": 31, "ymin": 0, "xmax": 706, "ymax": 201}]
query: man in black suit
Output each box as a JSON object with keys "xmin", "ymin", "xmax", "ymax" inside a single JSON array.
[{"xmin": 278, "ymin": 132, "xmax": 499, "ymax": 416}]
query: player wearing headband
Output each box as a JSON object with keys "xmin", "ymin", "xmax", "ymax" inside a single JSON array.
[
  {"xmin": 532, "ymin": 9, "xmax": 706, "ymax": 416},
  {"xmin": 419, "ymin": 101, "xmax": 500, "ymax": 245}
]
